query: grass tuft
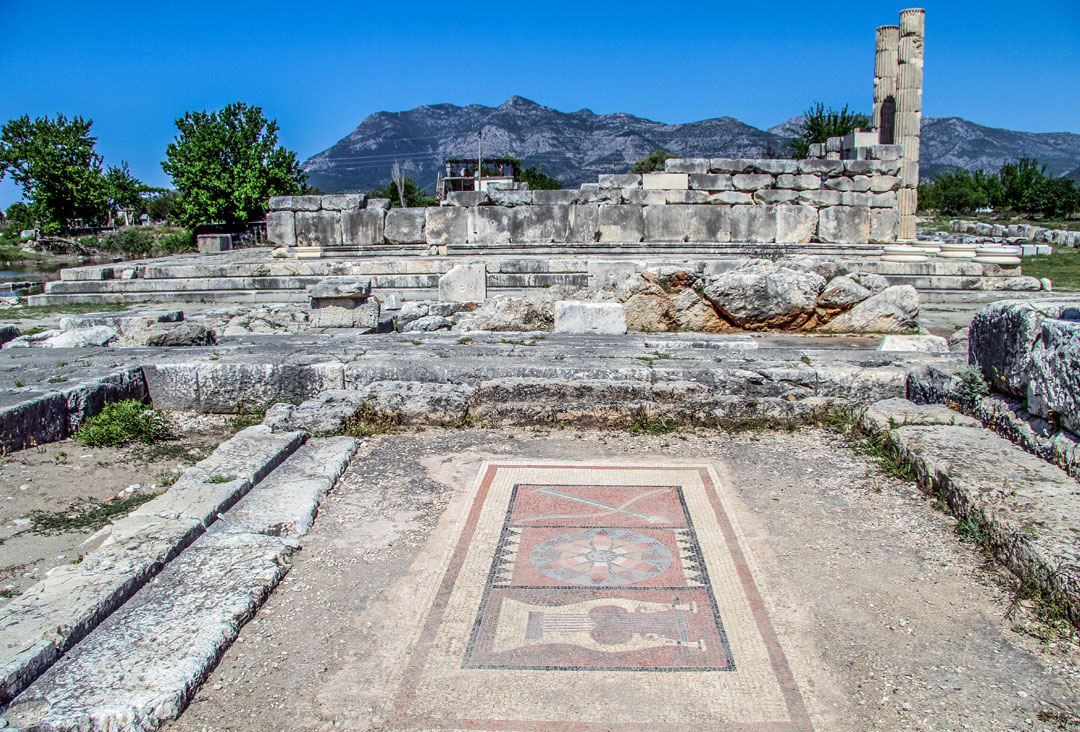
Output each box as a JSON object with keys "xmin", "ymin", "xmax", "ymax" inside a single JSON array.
[
  {"xmin": 27, "ymin": 491, "xmax": 160, "ymax": 534},
  {"xmin": 76, "ymin": 400, "xmax": 171, "ymax": 447}
]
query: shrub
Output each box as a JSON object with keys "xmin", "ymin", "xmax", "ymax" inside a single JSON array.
[
  {"xmin": 76, "ymin": 399, "xmax": 171, "ymax": 447},
  {"xmin": 956, "ymin": 365, "xmax": 990, "ymax": 402},
  {"xmin": 157, "ymin": 228, "xmax": 195, "ymax": 254}
]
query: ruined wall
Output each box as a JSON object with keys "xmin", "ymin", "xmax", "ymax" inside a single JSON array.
[{"xmin": 267, "ymin": 151, "xmax": 903, "ymax": 251}]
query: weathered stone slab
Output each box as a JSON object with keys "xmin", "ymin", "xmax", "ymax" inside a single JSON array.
[
  {"xmin": 306, "ymin": 277, "xmax": 372, "ymax": 299},
  {"xmin": 597, "ymin": 205, "xmax": 644, "ymax": 242},
  {"xmin": 732, "ymin": 173, "xmax": 775, "ymax": 191},
  {"xmin": 488, "ymin": 188, "xmax": 533, "ymax": 207},
  {"xmin": 752, "ymin": 159, "xmax": 798, "ymax": 175},
  {"xmin": 196, "ymin": 234, "xmax": 232, "ymax": 254},
  {"xmin": 310, "ymin": 300, "xmax": 380, "ymax": 329},
  {"xmin": 817, "ymin": 206, "xmax": 871, "ymax": 244},
  {"xmin": 468, "ymin": 206, "xmax": 512, "ymax": 244},
  {"xmin": 664, "ymin": 158, "xmax": 709, "ymax": 174},
  {"xmin": 296, "ymin": 211, "xmax": 343, "ymax": 248},
  {"xmin": 688, "ymin": 173, "xmax": 732, "ymax": 191},
  {"xmin": 341, "ymin": 209, "xmax": 384, "ymax": 246},
  {"xmin": 320, "ymin": 193, "xmax": 364, "ymax": 211},
  {"xmin": 446, "ymin": 191, "xmax": 489, "ymax": 207},
  {"xmin": 774, "ymin": 205, "xmax": 818, "ymax": 243},
  {"xmin": 709, "ymin": 159, "xmax": 755, "ymax": 174},
  {"xmin": 817, "ymin": 285, "xmax": 919, "ymax": 334},
  {"xmin": 643, "ymin": 205, "xmax": 730, "ymax": 242},
  {"xmin": 384, "ymin": 208, "xmax": 426, "ymax": 244},
  {"xmin": 531, "ymin": 190, "xmax": 580, "ymax": 206},
  {"xmin": 641, "ymin": 173, "xmax": 689, "ymax": 190},
  {"xmin": 878, "ymin": 334, "xmax": 949, "ymax": 353},
  {"xmin": 265, "ymin": 211, "xmax": 296, "ymax": 247},
  {"xmin": 511, "ymin": 205, "xmax": 570, "ymax": 243},
  {"xmin": 870, "ymin": 208, "xmax": 899, "ymax": 243},
  {"xmin": 730, "ymin": 205, "xmax": 776, "ymax": 242},
  {"xmin": 366, "ymin": 197, "xmax": 391, "ymax": 210},
  {"xmin": 861, "ymin": 397, "xmax": 980, "ymax": 434},
  {"xmin": 598, "ymin": 174, "xmax": 642, "ymax": 189},
  {"xmin": 439, "ymin": 263, "xmax": 487, "ymax": 302},
  {"xmin": 553, "ymin": 301, "xmax": 627, "ymax": 334},
  {"xmin": 425, "ymin": 206, "xmax": 468, "ymax": 245}
]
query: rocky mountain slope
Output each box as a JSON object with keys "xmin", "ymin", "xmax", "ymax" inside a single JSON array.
[{"xmin": 303, "ymin": 97, "xmax": 1080, "ymax": 192}]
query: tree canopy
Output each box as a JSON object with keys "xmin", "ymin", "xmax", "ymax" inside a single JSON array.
[
  {"xmin": 371, "ymin": 176, "xmax": 438, "ymax": 207},
  {"xmin": 630, "ymin": 150, "xmax": 675, "ymax": 174},
  {"xmin": 788, "ymin": 103, "xmax": 870, "ymax": 160},
  {"xmin": 918, "ymin": 158, "xmax": 1080, "ymax": 218},
  {"xmin": 0, "ymin": 114, "xmax": 108, "ymax": 234},
  {"xmin": 161, "ymin": 102, "xmax": 305, "ymax": 228},
  {"xmin": 519, "ymin": 163, "xmax": 561, "ymax": 190}
]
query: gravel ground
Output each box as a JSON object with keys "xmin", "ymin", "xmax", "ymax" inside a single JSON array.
[{"xmin": 161, "ymin": 426, "xmax": 1079, "ymax": 732}]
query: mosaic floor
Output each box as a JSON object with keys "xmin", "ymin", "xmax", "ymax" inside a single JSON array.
[{"xmin": 391, "ymin": 462, "xmax": 813, "ymax": 731}]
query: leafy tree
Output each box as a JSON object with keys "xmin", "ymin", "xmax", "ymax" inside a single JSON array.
[
  {"xmin": 103, "ymin": 162, "xmax": 145, "ymax": 223},
  {"xmin": 0, "ymin": 114, "xmax": 108, "ymax": 234},
  {"xmin": 1000, "ymin": 158, "xmax": 1049, "ymax": 211},
  {"xmin": 371, "ymin": 176, "xmax": 437, "ymax": 207},
  {"xmin": 161, "ymin": 102, "xmax": 305, "ymax": 228},
  {"xmin": 145, "ymin": 189, "xmax": 178, "ymax": 223},
  {"xmin": 1022, "ymin": 176, "xmax": 1080, "ymax": 218},
  {"xmin": 519, "ymin": 164, "xmax": 561, "ymax": 190},
  {"xmin": 918, "ymin": 169, "xmax": 988, "ymax": 214},
  {"xmin": 788, "ymin": 103, "xmax": 870, "ymax": 159},
  {"xmin": 630, "ymin": 149, "xmax": 675, "ymax": 174},
  {"xmin": 4, "ymin": 202, "xmax": 31, "ymax": 231}
]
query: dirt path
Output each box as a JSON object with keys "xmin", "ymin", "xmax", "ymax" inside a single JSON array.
[{"xmin": 165, "ymin": 427, "xmax": 1078, "ymax": 732}]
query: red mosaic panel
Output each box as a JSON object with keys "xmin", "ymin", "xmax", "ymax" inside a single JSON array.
[{"xmin": 508, "ymin": 483, "xmax": 687, "ymax": 528}]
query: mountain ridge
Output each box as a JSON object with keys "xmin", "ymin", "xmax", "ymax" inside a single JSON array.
[{"xmin": 303, "ymin": 96, "xmax": 1080, "ymax": 193}]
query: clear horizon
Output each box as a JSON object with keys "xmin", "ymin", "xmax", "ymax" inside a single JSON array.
[{"xmin": 2, "ymin": 0, "xmax": 1078, "ymax": 209}]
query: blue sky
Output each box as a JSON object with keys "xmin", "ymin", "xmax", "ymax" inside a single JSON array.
[{"xmin": 2, "ymin": 0, "xmax": 1078, "ymax": 208}]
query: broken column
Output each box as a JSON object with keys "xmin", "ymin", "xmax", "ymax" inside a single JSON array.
[
  {"xmin": 873, "ymin": 24, "xmax": 899, "ymax": 145},
  {"xmin": 895, "ymin": 8, "xmax": 925, "ymax": 241}
]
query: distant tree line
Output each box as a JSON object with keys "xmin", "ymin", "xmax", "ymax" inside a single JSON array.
[{"xmin": 919, "ymin": 158, "xmax": 1080, "ymax": 218}]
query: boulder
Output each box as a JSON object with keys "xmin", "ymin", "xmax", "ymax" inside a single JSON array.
[
  {"xmin": 777, "ymin": 255, "xmax": 843, "ymax": 281},
  {"xmin": 702, "ymin": 261, "xmax": 826, "ymax": 329},
  {"xmin": 143, "ymin": 323, "xmax": 218, "ymax": 348},
  {"xmin": 816, "ymin": 285, "xmax": 919, "ymax": 334},
  {"xmin": 553, "ymin": 302, "xmax": 627, "ymax": 334},
  {"xmin": 623, "ymin": 292, "xmax": 676, "ymax": 333},
  {"xmin": 849, "ymin": 272, "xmax": 890, "ymax": 294},
  {"xmin": 817, "ymin": 276, "xmax": 872, "ymax": 308},
  {"xmin": 948, "ymin": 327, "xmax": 969, "ymax": 354},
  {"xmin": 400, "ymin": 315, "xmax": 453, "ymax": 332},
  {"xmin": 455, "ymin": 297, "xmax": 553, "ymax": 332},
  {"xmin": 395, "ymin": 302, "xmax": 430, "ymax": 328},
  {"xmin": 41, "ymin": 326, "xmax": 118, "ymax": 348},
  {"xmin": 670, "ymin": 288, "xmax": 729, "ymax": 333}
]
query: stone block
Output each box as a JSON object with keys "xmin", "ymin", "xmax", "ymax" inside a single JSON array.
[
  {"xmin": 776, "ymin": 174, "xmax": 821, "ymax": 190},
  {"xmin": 488, "ymin": 188, "xmax": 534, "ymax": 207},
  {"xmin": 754, "ymin": 189, "xmax": 798, "ymax": 204},
  {"xmin": 577, "ymin": 187, "xmax": 623, "ymax": 204},
  {"xmin": 511, "ymin": 205, "xmax": 570, "ymax": 243},
  {"xmin": 296, "ymin": 212, "xmax": 344, "ymax": 247},
  {"xmin": 643, "ymin": 205, "xmax": 730, "ymax": 243},
  {"xmin": 730, "ymin": 205, "xmax": 776, "ymax": 242},
  {"xmin": 196, "ymin": 234, "xmax": 232, "ymax": 253},
  {"xmin": 641, "ymin": 173, "xmax": 689, "ymax": 190},
  {"xmin": 870, "ymin": 191, "xmax": 898, "ymax": 208},
  {"xmin": 709, "ymin": 158, "xmax": 756, "ymax": 174},
  {"xmin": 798, "ymin": 159, "xmax": 845, "ymax": 176},
  {"xmin": 310, "ymin": 300, "xmax": 380, "ymax": 329},
  {"xmin": 818, "ymin": 206, "xmax": 871, "ymax": 244},
  {"xmin": 842, "ymin": 192, "xmax": 874, "ymax": 206},
  {"xmin": 732, "ymin": 173, "xmax": 775, "ymax": 191},
  {"xmin": 824, "ymin": 176, "xmax": 872, "ymax": 192},
  {"xmin": 709, "ymin": 191, "xmax": 754, "ymax": 205},
  {"xmin": 598, "ymin": 205, "xmax": 644, "ymax": 242},
  {"xmin": 265, "ymin": 211, "xmax": 296, "ymax": 247},
  {"xmin": 320, "ymin": 193, "xmax": 364, "ymax": 211},
  {"xmin": 340, "ymin": 208, "xmax": 383, "ymax": 246},
  {"xmin": 808, "ymin": 143, "xmax": 826, "ymax": 158},
  {"xmin": 553, "ymin": 301, "xmax": 627, "ymax": 334},
  {"xmin": 870, "ymin": 209, "xmax": 899, "ymax": 243},
  {"xmin": 366, "ymin": 197, "xmax": 392, "ymax": 210},
  {"xmin": 842, "ymin": 160, "xmax": 874, "ymax": 175},
  {"xmin": 439, "ymin": 263, "xmax": 487, "ymax": 302},
  {"xmin": 446, "ymin": 191, "xmax": 488, "ymax": 207},
  {"xmin": 868, "ymin": 145, "xmax": 903, "ymax": 161},
  {"xmin": 689, "ymin": 173, "xmax": 733, "ymax": 191},
  {"xmin": 775, "ymin": 205, "xmax": 818, "ymax": 243},
  {"xmin": 384, "ymin": 208, "xmax": 426, "ymax": 244},
  {"xmin": 275, "ymin": 195, "xmax": 321, "ymax": 211},
  {"xmin": 532, "ymin": 190, "xmax": 580, "ymax": 205},
  {"xmin": 567, "ymin": 204, "xmax": 600, "ymax": 242},
  {"xmin": 307, "ymin": 278, "xmax": 371, "ymax": 299},
  {"xmin": 752, "ymin": 159, "xmax": 798, "ymax": 175},
  {"xmin": 870, "ymin": 159, "xmax": 903, "ymax": 175},
  {"xmin": 598, "ymin": 174, "xmax": 642, "ymax": 189},
  {"xmin": 664, "ymin": 190, "xmax": 711, "ymax": 204},
  {"xmin": 798, "ymin": 190, "xmax": 843, "ymax": 206},
  {"xmin": 425, "ymin": 206, "xmax": 468, "ymax": 244},
  {"xmin": 870, "ymin": 175, "xmax": 900, "ymax": 192},
  {"xmin": 664, "ymin": 158, "xmax": 710, "ymax": 174},
  {"xmin": 468, "ymin": 206, "xmax": 512, "ymax": 244}
]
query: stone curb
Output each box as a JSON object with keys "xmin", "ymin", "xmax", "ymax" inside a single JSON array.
[
  {"xmin": 860, "ymin": 398, "xmax": 1080, "ymax": 625},
  {"xmin": 0, "ymin": 426, "xmax": 308, "ymax": 707}
]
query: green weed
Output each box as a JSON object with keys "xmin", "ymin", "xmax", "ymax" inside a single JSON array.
[
  {"xmin": 76, "ymin": 400, "xmax": 171, "ymax": 447},
  {"xmin": 27, "ymin": 491, "xmax": 160, "ymax": 534}
]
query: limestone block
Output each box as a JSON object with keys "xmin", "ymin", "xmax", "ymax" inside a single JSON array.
[
  {"xmin": 468, "ymin": 206, "xmax": 512, "ymax": 244},
  {"xmin": 868, "ymin": 145, "xmax": 903, "ymax": 161},
  {"xmin": 870, "ymin": 209, "xmax": 900, "ymax": 243},
  {"xmin": 644, "ymin": 205, "xmax": 731, "ymax": 243},
  {"xmin": 754, "ymin": 189, "xmax": 799, "ymax": 205},
  {"xmin": 797, "ymin": 159, "xmax": 844, "ymax": 176},
  {"xmin": 709, "ymin": 191, "xmax": 754, "ymax": 205},
  {"xmin": 553, "ymin": 301, "xmax": 627, "ymax": 334},
  {"xmin": 511, "ymin": 205, "xmax": 570, "ymax": 243},
  {"xmin": 577, "ymin": 187, "xmax": 624, "ymax": 204},
  {"xmin": 870, "ymin": 192, "xmax": 898, "ymax": 208},
  {"xmin": 265, "ymin": 211, "xmax": 295, "ymax": 247},
  {"xmin": 808, "ymin": 143, "xmax": 826, "ymax": 158},
  {"xmin": 296, "ymin": 211, "xmax": 344, "ymax": 247},
  {"xmin": 197, "ymin": 234, "xmax": 233, "ymax": 253},
  {"xmin": 709, "ymin": 158, "xmax": 755, "ymax": 174},
  {"xmin": 870, "ymin": 175, "xmax": 900, "ymax": 193},
  {"xmin": 842, "ymin": 160, "xmax": 874, "ymax": 175},
  {"xmin": 878, "ymin": 335, "xmax": 948, "ymax": 353},
  {"xmin": 446, "ymin": 191, "xmax": 489, "ymax": 207},
  {"xmin": 532, "ymin": 190, "xmax": 579, "ymax": 205},
  {"xmin": 306, "ymin": 278, "xmax": 371, "ymax": 299},
  {"xmin": 567, "ymin": 204, "xmax": 600, "ymax": 242},
  {"xmin": 817, "ymin": 206, "xmax": 871, "ymax": 244},
  {"xmin": 776, "ymin": 174, "xmax": 821, "ymax": 191},
  {"xmin": 340, "ymin": 208, "xmax": 383, "ymax": 246},
  {"xmin": 664, "ymin": 190, "xmax": 711, "ymax": 204},
  {"xmin": 384, "ymin": 208, "xmax": 426, "ymax": 244},
  {"xmin": 730, "ymin": 205, "xmax": 776, "ymax": 242},
  {"xmin": 275, "ymin": 195, "xmax": 321, "ymax": 211},
  {"xmin": 598, "ymin": 173, "xmax": 642, "ymax": 189},
  {"xmin": 842, "ymin": 192, "xmax": 874, "ymax": 207},
  {"xmin": 439, "ymin": 263, "xmax": 487, "ymax": 302},
  {"xmin": 732, "ymin": 173, "xmax": 775, "ymax": 191},
  {"xmin": 623, "ymin": 190, "xmax": 662, "ymax": 205},
  {"xmin": 871, "ymin": 159, "xmax": 903, "ymax": 175},
  {"xmin": 775, "ymin": 205, "xmax": 818, "ymax": 243},
  {"xmin": 752, "ymin": 159, "xmax": 798, "ymax": 175},
  {"xmin": 598, "ymin": 205, "xmax": 644, "ymax": 243},
  {"xmin": 425, "ymin": 206, "xmax": 468, "ymax": 244},
  {"xmin": 826, "ymin": 136, "xmax": 842, "ymax": 153},
  {"xmin": 310, "ymin": 300, "xmax": 380, "ymax": 329},
  {"xmin": 689, "ymin": 173, "xmax": 733, "ymax": 191},
  {"xmin": 488, "ymin": 188, "xmax": 534, "ymax": 207},
  {"xmin": 366, "ymin": 197, "xmax": 392, "ymax": 210},
  {"xmin": 641, "ymin": 173, "xmax": 689, "ymax": 190},
  {"xmin": 665, "ymin": 158, "xmax": 710, "ymax": 174},
  {"xmin": 798, "ymin": 190, "xmax": 843, "ymax": 206},
  {"xmin": 320, "ymin": 193, "xmax": 364, "ymax": 211},
  {"xmin": 824, "ymin": 176, "xmax": 872, "ymax": 192}
]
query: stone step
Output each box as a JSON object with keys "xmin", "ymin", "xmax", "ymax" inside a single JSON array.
[
  {"xmin": 861, "ymin": 398, "xmax": 1080, "ymax": 625},
  {"xmin": 0, "ymin": 426, "xmax": 306, "ymax": 706},
  {"xmin": 1, "ymin": 437, "xmax": 357, "ymax": 730}
]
